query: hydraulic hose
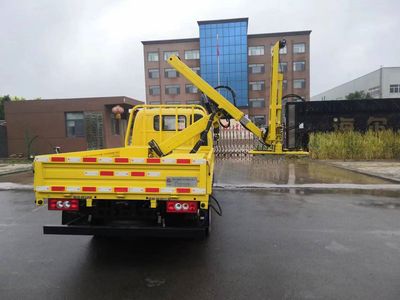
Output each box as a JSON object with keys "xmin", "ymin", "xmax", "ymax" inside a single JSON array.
[{"xmin": 200, "ymin": 85, "xmax": 238, "ymax": 129}]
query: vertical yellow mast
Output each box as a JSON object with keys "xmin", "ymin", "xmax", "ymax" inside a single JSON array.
[
  {"xmin": 250, "ymin": 39, "xmax": 308, "ymax": 155},
  {"xmin": 266, "ymin": 40, "xmax": 285, "ymax": 153}
]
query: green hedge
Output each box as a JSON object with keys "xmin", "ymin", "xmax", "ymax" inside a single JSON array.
[{"xmin": 308, "ymin": 130, "xmax": 400, "ymax": 160}]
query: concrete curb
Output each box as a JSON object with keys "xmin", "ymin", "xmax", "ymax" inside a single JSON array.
[{"xmin": 317, "ymin": 160, "xmax": 400, "ymax": 184}]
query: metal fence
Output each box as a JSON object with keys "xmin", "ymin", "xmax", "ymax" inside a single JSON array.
[{"xmin": 214, "ymin": 123, "xmax": 258, "ymax": 157}]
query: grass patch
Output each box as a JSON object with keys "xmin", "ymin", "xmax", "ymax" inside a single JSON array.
[{"xmin": 309, "ymin": 130, "xmax": 400, "ymax": 160}]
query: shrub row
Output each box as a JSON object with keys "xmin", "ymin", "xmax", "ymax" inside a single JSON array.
[{"xmin": 308, "ymin": 130, "xmax": 400, "ymax": 160}]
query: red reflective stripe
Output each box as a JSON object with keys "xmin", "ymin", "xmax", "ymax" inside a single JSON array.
[
  {"xmin": 147, "ymin": 158, "xmax": 160, "ymax": 163},
  {"xmin": 176, "ymin": 188, "xmax": 191, "ymax": 193},
  {"xmin": 51, "ymin": 157, "xmax": 65, "ymax": 162},
  {"xmin": 114, "ymin": 187, "xmax": 128, "ymax": 193},
  {"xmin": 51, "ymin": 186, "xmax": 65, "ymax": 191},
  {"xmin": 82, "ymin": 187, "xmax": 96, "ymax": 192},
  {"xmin": 145, "ymin": 187, "xmax": 159, "ymax": 193},
  {"xmin": 115, "ymin": 158, "xmax": 129, "ymax": 163},
  {"xmin": 100, "ymin": 171, "xmax": 114, "ymax": 176},
  {"xmin": 83, "ymin": 157, "xmax": 97, "ymax": 163},
  {"xmin": 177, "ymin": 159, "xmax": 191, "ymax": 164},
  {"xmin": 131, "ymin": 171, "xmax": 145, "ymax": 177}
]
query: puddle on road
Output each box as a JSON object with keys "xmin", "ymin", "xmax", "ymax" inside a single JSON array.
[{"xmin": 214, "ymin": 157, "xmax": 390, "ymax": 186}]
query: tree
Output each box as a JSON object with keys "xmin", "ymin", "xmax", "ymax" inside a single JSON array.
[
  {"xmin": 345, "ymin": 90, "xmax": 373, "ymax": 100},
  {"xmin": 0, "ymin": 95, "xmax": 25, "ymax": 119}
]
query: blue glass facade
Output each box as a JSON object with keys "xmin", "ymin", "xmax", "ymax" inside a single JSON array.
[{"xmin": 199, "ymin": 20, "xmax": 249, "ymax": 107}]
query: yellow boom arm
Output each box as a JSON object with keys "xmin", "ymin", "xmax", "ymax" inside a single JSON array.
[
  {"xmin": 266, "ymin": 40, "xmax": 285, "ymax": 149},
  {"xmin": 148, "ymin": 55, "xmax": 269, "ymax": 156},
  {"xmin": 167, "ymin": 56, "xmax": 265, "ymax": 140}
]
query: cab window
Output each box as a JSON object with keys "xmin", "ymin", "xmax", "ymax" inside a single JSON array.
[{"xmin": 154, "ymin": 115, "xmax": 186, "ymax": 131}]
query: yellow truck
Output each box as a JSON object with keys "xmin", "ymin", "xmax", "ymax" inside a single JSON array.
[{"xmin": 34, "ymin": 40, "xmax": 291, "ymax": 237}]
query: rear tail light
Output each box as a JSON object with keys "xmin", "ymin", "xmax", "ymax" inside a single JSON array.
[
  {"xmin": 166, "ymin": 201, "xmax": 198, "ymax": 214},
  {"xmin": 48, "ymin": 199, "xmax": 79, "ymax": 211}
]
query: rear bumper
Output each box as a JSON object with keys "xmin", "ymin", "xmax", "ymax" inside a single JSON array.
[{"xmin": 43, "ymin": 224, "xmax": 206, "ymax": 238}]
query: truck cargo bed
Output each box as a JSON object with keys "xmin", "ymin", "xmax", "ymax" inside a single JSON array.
[{"xmin": 34, "ymin": 148, "xmax": 213, "ymax": 204}]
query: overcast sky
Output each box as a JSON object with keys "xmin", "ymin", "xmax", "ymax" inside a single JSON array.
[{"xmin": 0, "ymin": 0, "xmax": 399, "ymax": 100}]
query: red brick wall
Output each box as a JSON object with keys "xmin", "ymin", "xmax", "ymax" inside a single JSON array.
[{"xmin": 4, "ymin": 97, "xmax": 141, "ymax": 155}]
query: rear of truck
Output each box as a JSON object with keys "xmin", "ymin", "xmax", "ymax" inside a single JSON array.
[{"xmin": 34, "ymin": 105, "xmax": 214, "ymax": 237}]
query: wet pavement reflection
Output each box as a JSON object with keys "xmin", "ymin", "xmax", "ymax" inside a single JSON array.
[
  {"xmin": 0, "ymin": 158, "xmax": 394, "ymax": 194},
  {"xmin": 214, "ymin": 157, "xmax": 390, "ymax": 186}
]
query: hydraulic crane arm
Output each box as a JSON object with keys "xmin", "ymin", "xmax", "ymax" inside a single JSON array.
[
  {"xmin": 148, "ymin": 55, "xmax": 269, "ymax": 157},
  {"xmin": 167, "ymin": 55, "xmax": 266, "ymax": 141}
]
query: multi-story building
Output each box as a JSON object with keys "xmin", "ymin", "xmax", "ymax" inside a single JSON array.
[
  {"xmin": 311, "ymin": 67, "xmax": 400, "ymax": 100},
  {"xmin": 142, "ymin": 18, "xmax": 311, "ymax": 125}
]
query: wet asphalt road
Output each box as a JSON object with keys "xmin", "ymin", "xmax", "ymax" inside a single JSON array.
[{"xmin": 1, "ymin": 188, "xmax": 400, "ymax": 300}]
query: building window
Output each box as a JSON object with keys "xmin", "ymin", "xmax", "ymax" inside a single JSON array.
[
  {"xmin": 199, "ymin": 19, "xmax": 249, "ymax": 107},
  {"xmin": 111, "ymin": 113, "xmax": 120, "ymax": 135},
  {"xmin": 252, "ymin": 115, "xmax": 266, "ymax": 126},
  {"xmin": 185, "ymin": 84, "xmax": 198, "ymax": 94},
  {"xmin": 149, "ymin": 85, "xmax": 160, "ymax": 96},
  {"xmin": 164, "ymin": 51, "xmax": 179, "ymax": 61},
  {"xmin": 184, "ymin": 50, "xmax": 200, "ymax": 60},
  {"xmin": 283, "ymin": 80, "xmax": 288, "ymax": 90},
  {"xmin": 148, "ymin": 52, "xmax": 159, "ymax": 62},
  {"xmin": 154, "ymin": 115, "xmax": 186, "ymax": 131},
  {"xmin": 293, "ymin": 43, "xmax": 306, "ymax": 54},
  {"xmin": 249, "ymin": 81, "xmax": 265, "ymax": 91},
  {"xmin": 165, "ymin": 84, "xmax": 180, "ymax": 95},
  {"xmin": 249, "ymin": 64, "xmax": 265, "ymax": 74},
  {"xmin": 293, "ymin": 61, "xmax": 305, "ymax": 72},
  {"xmin": 389, "ymin": 84, "xmax": 400, "ymax": 93},
  {"xmin": 191, "ymin": 67, "xmax": 200, "ymax": 75},
  {"xmin": 65, "ymin": 112, "xmax": 85, "ymax": 137},
  {"xmin": 293, "ymin": 79, "xmax": 305, "ymax": 89},
  {"xmin": 148, "ymin": 68, "xmax": 159, "ymax": 79},
  {"xmin": 248, "ymin": 46, "xmax": 265, "ymax": 56},
  {"xmin": 164, "ymin": 68, "xmax": 179, "ymax": 78},
  {"xmin": 249, "ymin": 98, "xmax": 265, "ymax": 108},
  {"xmin": 279, "ymin": 62, "xmax": 288, "ymax": 73}
]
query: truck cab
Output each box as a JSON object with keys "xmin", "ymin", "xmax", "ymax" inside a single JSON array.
[{"xmin": 126, "ymin": 105, "xmax": 212, "ymax": 156}]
